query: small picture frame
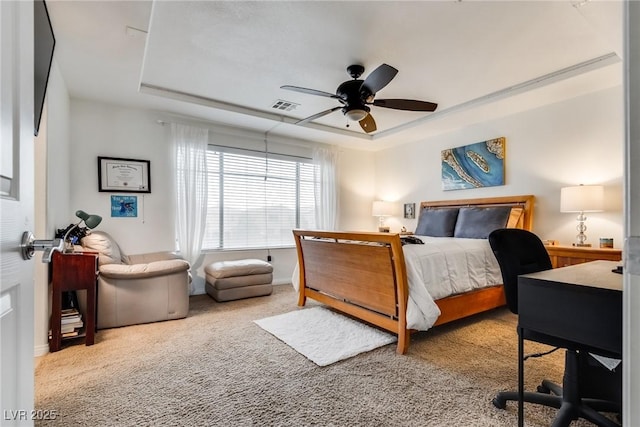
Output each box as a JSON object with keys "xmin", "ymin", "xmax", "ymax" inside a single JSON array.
[
  {"xmin": 111, "ymin": 195, "xmax": 138, "ymax": 217},
  {"xmin": 98, "ymin": 156, "xmax": 150, "ymax": 193},
  {"xmin": 404, "ymin": 203, "xmax": 416, "ymax": 219}
]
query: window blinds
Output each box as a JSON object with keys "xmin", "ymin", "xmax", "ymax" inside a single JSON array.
[{"xmin": 202, "ymin": 145, "xmax": 316, "ymax": 250}]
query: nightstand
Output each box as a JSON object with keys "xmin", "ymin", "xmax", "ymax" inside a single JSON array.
[
  {"xmin": 545, "ymin": 245, "xmax": 622, "ymax": 269},
  {"xmin": 49, "ymin": 251, "xmax": 99, "ymax": 352}
]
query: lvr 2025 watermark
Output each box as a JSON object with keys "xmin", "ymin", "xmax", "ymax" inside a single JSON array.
[{"xmin": 4, "ymin": 409, "xmax": 59, "ymax": 421}]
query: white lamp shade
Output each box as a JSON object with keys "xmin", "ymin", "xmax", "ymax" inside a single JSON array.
[
  {"xmin": 560, "ymin": 185, "xmax": 604, "ymax": 213},
  {"xmin": 372, "ymin": 200, "xmax": 394, "ymax": 217},
  {"xmin": 345, "ymin": 109, "xmax": 368, "ymax": 122}
]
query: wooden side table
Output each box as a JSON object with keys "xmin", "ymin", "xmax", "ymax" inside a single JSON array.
[
  {"xmin": 545, "ymin": 245, "xmax": 622, "ymax": 269},
  {"xmin": 50, "ymin": 251, "xmax": 99, "ymax": 352}
]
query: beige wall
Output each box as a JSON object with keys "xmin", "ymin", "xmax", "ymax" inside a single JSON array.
[
  {"xmin": 373, "ymin": 85, "xmax": 624, "ymax": 247},
  {"xmin": 336, "ymin": 148, "xmax": 376, "ymax": 231}
]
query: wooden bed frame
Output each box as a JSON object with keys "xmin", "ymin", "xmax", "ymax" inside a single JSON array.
[{"xmin": 292, "ymin": 195, "xmax": 535, "ymax": 354}]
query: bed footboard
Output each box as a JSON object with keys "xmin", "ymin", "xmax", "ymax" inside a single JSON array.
[
  {"xmin": 293, "ymin": 230, "xmax": 410, "ymax": 354},
  {"xmin": 291, "ymin": 196, "xmax": 531, "ymax": 355}
]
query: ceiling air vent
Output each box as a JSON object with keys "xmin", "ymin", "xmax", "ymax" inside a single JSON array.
[{"xmin": 271, "ymin": 100, "xmax": 299, "ymax": 112}]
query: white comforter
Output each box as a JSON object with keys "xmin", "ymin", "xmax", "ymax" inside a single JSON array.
[
  {"xmin": 403, "ymin": 236, "xmax": 502, "ymax": 330},
  {"xmin": 291, "ymin": 236, "xmax": 502, "ymax": 331}
]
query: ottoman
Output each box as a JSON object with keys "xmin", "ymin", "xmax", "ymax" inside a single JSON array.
[{"xmin": 205, "ymin": 259, "xmax": 273, "ymax": 302}]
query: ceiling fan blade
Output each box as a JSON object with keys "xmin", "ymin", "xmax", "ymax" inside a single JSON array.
[
  {"xmin": 361, "ymin": 64, "xmax": 398, "ymax": 95},
  {"xmin": 359, "ymin": 114, "xmax": 377, "ymax": 133},
  {"xmin": 295, "ymin": 106, "xmax": 342, "ymax": 125},
  {"xmin": 281, "ymin": 85, "xmax": 340, "ymax": 99},
  {"xmin": 372, "ymin": 99, "xmax": 438, "ymax": 112}
]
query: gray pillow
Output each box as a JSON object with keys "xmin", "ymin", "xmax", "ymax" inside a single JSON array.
[
  {"xmin": 415, "ymin": 208, "xmax": 459, "ymax": 237},
  {"xmin": 453, "ymin": 206, "xmax": 511, "ymax": 239}
]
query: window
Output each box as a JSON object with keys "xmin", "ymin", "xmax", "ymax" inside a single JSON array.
[{"xmin": 202, "ymin": 145, "xmax": 316, "ymax": 250}]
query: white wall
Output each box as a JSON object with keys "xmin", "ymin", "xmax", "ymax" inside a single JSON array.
[
  {"xmin": 66, "ymin": 99, "xmax": 376, "ymax": 294},
  {"xmin": 69, "ymin": 100, "xmax": 176, "ymax": 254},
  {"xmin": 374, "ymin": 85, "xmax": 624, "ymax": 248},
  {"xmin": 63, "ymin": 85, "xmax": 625, "ymax": 300},
  {"xmin": 45, "ymin": 62, "xmax": 71, "ymax": 232},
  {"xmin": 42, "ymin": 79, "xmax": 622, "ymax": 356},
  {"xmin": 34, "ymin": 111, "xmax": 49, "ymax": 357},
  {"xmin": 34, "ymin": 60, "xmax": 71, "ymax": 356}
]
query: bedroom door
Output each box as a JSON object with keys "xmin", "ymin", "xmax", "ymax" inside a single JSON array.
[{"xmin": 0, "ymin": 0, "xmax": 36, "ymax": 422}]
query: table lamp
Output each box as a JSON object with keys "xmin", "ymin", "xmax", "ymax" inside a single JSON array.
[
  {"xmin": 560, "ymin": 185, "xmax": 603, "ymax": 247},
  {"xmin": 372, "ymin": 201, "xmax": 394, "ymax": 232},
  {"xmin": 63, "ymin": 210, "xmax": 102, "ymax": 251}
]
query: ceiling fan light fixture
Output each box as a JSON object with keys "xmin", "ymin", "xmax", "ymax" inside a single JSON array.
[
  {"xmin": 281, "ymin": 63, "xmax": 437, "ymax": 133},
  {"xmin": 345, "ymin": 109, "xmax": 368, "ymax": 121}
]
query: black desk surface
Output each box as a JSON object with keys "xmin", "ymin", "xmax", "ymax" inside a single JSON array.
[{"xmin": 518, "ymin": 260, "xmax": 622, "ymax": 358}]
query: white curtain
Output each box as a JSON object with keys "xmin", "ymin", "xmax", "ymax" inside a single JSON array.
[
  {"xmin": 172, "ymin": 123, "xmax": 209, "ymax": 292},
  {"xmin": 292, "ymin": 146, "xmax": 338, "ymax": 291},
  {"xmin": 312, "ymin": 146, "xmax": 338, "ymax": 230}
]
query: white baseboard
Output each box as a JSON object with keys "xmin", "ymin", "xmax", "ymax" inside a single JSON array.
[{"xmin": 34, "ymin": 343, "xmax": 49, "ymax": 357}]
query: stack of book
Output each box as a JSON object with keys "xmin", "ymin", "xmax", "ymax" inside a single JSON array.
[{"xmin": 50, "ymin": 308, "xmax": 84, "ymax": 339}]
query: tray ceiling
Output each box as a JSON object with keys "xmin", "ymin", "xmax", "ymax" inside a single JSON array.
[{"xmin": 48, "ymin": 0, "xmax": 623, "ymax": 150}]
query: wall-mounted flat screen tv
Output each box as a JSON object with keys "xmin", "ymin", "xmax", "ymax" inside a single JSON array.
[{"xmin": 34, "ymin": 0, "xmax": 55, "ymax": 136}]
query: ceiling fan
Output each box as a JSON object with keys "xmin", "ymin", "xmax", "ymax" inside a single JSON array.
[{"xmin": 281, "ymin": 63, "xmax": 437, "ymax": 134}]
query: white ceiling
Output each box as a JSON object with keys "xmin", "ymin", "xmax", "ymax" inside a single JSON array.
[{"xmin": 47, "ymin": 0, "xmax": 623, "ymax": 151}]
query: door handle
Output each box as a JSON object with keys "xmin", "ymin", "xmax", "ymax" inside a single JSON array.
[{"xmin": 20, "ymin": 231, "xmax": 64, "ymax": 263}]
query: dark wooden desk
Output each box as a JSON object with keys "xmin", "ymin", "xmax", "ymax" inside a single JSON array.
[
  {"xmin": 50, "ymin": 251, "xmax": 99, "ymax": 352},
  {"xmin": 517, "ymin": 261, "xmax": 622, "ymax": 426}
]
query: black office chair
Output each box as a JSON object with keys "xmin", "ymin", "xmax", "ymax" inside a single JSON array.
[{"xmin": 488, "ymin": 228, "xmax": 621, "ymax": 427}]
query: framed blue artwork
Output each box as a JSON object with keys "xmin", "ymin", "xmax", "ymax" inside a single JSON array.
[
  {"xmin": 441, "ymin": 137, "xmax": 505, "ymax": 191},
  {"xmin": 111, "ymin": 195, "xmax": 138, "ymax": 217}
]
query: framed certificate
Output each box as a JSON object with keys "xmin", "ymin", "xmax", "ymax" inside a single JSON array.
[{"xmin": 98, "ymin": 157, "xmax": 151, "ymax": 193}]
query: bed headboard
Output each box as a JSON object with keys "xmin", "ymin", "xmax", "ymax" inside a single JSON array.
[{"xmin": 419, "ymin": 195, "xmax": 534, "ymax": 231}]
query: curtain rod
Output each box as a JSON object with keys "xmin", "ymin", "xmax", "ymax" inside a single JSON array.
[
  {"xmin": 156, "ymin": 118, "xmax": 318, "ymax": 151},
  {"xmin": 209, "ymin": 144, "xmax": 311, "ymax": 161},
  {"xmin": 158, "ymin": 119, "xmax": 311, "ymax": 160},
  {"xmin": 157, "ymin": 119, "xmax": 283, "ymax": 136}
]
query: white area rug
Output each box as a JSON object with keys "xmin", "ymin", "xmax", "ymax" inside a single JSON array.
[{"xmin": 254, "ymin": 306, "xmax": 397, "ymax": 366}]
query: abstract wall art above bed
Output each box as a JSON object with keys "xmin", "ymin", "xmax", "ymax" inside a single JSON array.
[{"xmin": 441, "ymin": 137, "xmax": 505, "ymax": 191}]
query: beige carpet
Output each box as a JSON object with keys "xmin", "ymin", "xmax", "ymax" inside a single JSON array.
[{"xmin": 35, "ymin": 285, "xmax": 605, "ymax": 426}]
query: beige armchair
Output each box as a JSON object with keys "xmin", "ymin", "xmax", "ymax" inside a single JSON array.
[{"xmin": 80, "ymin": 231, "xmax": 191, "ymax": 329}]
